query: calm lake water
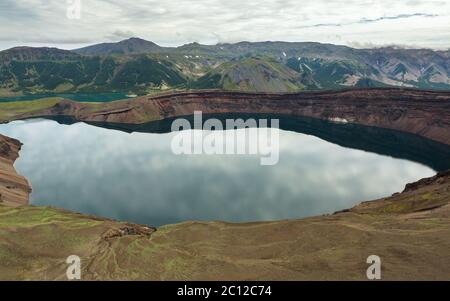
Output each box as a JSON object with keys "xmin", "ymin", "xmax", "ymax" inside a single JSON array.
[{"xmin": 1, "ymin": 114, "xmax": 448, "ymax": 226}]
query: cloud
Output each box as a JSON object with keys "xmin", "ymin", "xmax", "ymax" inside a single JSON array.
[
  {"xmin": 296, "ymin": 13, "xmax": 439, "ymax": 29},
  {"xmin": 358, "ymin": 12, "xmax": 438, "ymax": 23},
  {"xmin": 0, "ymin": 0, "xmax": 449, "ymax": 50},
  {"xmin": 105, "ymin": 30, "xmax": 136, "ymax": 41},
  {"xmin": 346, "ymin": 41, "xmax": 426, "ymax": 50}
]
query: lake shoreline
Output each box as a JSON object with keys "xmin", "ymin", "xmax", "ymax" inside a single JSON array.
[
  {"xmin": 5, "ymin": 88, "xmax": 450, "ymax": 146},
  {"xmin": 1, "ymin": 88, "xmax": 450, "ymax": 279}
]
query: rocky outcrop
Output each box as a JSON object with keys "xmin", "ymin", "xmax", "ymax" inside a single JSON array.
[
  {"xmin": 19, "ymin": 88, "xmax": 450, "ymax": 146},
  {"xmin": 0, "ymin": 135, "xmax": 31, "ymax": 206},
  {"xmin": 403, "ymin": 169, "xmax": 450, "ymax": 193},
  {"xmin": 102, "ymin": 223, "xmax": 156, "ymax": 240},
  {"xmin": 350, "ymin": 170, "xmax": 450, "ymax": 215}
]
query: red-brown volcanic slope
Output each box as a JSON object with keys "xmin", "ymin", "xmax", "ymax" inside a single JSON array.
[
  {"xmin": 0, "ymin": 135, "xmax": 30, "ymax": 206},
  {"xmin": 20, "ymin": 88, "xmax": 450, "ymax": 145}
]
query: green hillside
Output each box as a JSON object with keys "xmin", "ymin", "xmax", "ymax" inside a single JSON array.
[
  {"xmin": 1, "ymin": 39, "xmax": 450, "ymax": 96},
  {"xmin": 190, "ymin": 57, "xmax": 304, "ymax": 92},
  {"xmin": 0, "ymin": 53, "xmax": 187, "ymax": 95}
]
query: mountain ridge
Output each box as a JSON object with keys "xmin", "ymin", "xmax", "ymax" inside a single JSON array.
[
  {"xmin": 73, "ymin": 37, "xmax": 167, "ymax": 55},
  {"xmin": 1, "ymin": 38, "xmax": 449, "ymax": 95}
]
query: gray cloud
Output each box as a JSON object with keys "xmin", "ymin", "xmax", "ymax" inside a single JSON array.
[
  {"xmin": 105, "ymin": 30, "xmax": 136, "ymax": 41},
  {"xmin": 0, "ymin": 0, "xmax": 449, "ymax": 50},
  {"xmin": 358, "ymin": 12, "xmax": 438, "ymax": 23},
  {"xmin": 301, "ymin": 13, "xmax": 439, "ymax": 28}
]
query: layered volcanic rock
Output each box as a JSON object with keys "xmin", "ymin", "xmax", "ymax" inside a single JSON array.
[
  {"xmin": 0, "ymin": 134, "xmax": 31, "ymax": 206},
  {"xmin": 18, "ymin": 88, "xmax": 450, "ymax": 146}
]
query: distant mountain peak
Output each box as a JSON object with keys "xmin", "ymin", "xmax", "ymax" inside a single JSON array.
[
  {"xmin": 117, "ymin": 37, "xmax": 157, "ymax": 44},
  {"xmin": 123, "ymin": 37, "xmax": 144, "ymax": 41},
  {"xmin": 0, "ymin": 46, "xmax": 79, "ymax": 62},
  {"xmin": 73, "ymin": 37, "xmax": 163, "ymax": 55},
  {"xmin": 4, "ymin": 46, "xmax": 72, "ymax": 52}
]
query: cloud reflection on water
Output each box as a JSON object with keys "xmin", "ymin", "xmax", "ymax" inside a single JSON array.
[{"xmin": 0, "ymin": 119, "xmax": 436, "ymax": 226}]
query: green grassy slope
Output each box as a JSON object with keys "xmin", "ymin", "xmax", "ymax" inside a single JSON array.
[
  {"xmin": 0, "ymin": 55, "xmax": 188, "ymax": 96},
  {"xmin": 190, "ymin": 57, "xmax": 304, "ymax": 92},
  {"xmin": 0, "ymin": 97, "xmax": 62, "ymax": 122}
]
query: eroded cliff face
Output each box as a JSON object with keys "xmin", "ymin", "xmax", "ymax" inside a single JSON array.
[
  {"xmin": 20, "ymin": 88, "xmax": 450, "ymax": 146},
  {"xmin": 0, "ymin": 135, "xmax": 31, "ymax": 206}
]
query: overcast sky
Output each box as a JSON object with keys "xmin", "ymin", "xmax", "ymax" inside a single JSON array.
[{"xmin": 0, "ymin": 0, "xmax": 449, "ymax": 51}]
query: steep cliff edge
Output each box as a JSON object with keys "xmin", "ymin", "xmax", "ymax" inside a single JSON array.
[
  {"xmin": 16, "ymin": 88, "xmax": 450, "ymax": 146},
  {"xmin": 0, "ymin": 135, "xmax": 31, "ymax": 206}
]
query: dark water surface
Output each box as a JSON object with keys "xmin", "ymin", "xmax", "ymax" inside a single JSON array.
[{"xmin": 1, "ymin": 114, "xmax": 448, "ymax": 226}]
